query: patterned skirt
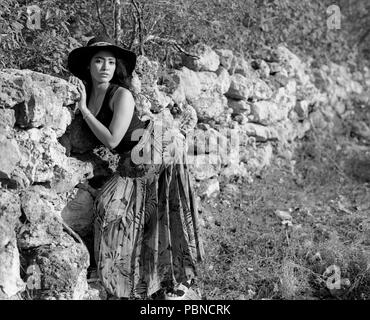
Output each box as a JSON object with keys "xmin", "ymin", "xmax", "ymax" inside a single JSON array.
[{"xmin": 93, "ymin": 120, "xmax": 204, "ymax": 299}]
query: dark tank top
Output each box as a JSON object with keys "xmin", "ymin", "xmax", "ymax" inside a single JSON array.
[{"xmin": 83, "ymin": 83, "xmax": 149, "ymax": 153}]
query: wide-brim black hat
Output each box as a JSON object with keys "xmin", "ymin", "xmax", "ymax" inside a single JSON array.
[{"xmin": 67, "ymin": 36, "xmax": 137, "ymax": 80}]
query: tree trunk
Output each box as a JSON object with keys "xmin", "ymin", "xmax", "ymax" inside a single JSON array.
[{"xmin": 114, "ymin": 0, "xmax": 122, "ymax": 44}]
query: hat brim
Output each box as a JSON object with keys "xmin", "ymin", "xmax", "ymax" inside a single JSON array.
[{"xmin": 67, "ymin": 45, "xmax": 136, "ymax": 80}]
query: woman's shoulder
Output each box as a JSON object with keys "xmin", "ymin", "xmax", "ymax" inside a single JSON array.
[{"xmin": 111, "ymin": 84, "xmax": 134, "ymax": 102}]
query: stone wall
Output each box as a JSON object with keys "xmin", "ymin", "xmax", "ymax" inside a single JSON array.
[{"xmin": 0, "ymin": 44, "xmax": 369, "ymax": 299}]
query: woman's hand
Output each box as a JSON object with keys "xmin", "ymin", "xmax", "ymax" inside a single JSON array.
[{"xmin": 68, "ymin": 76, "xmax": 88, "ymax": 113}]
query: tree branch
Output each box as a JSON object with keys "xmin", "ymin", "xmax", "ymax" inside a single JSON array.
[
  {"xmin": 131, "ymin": 0, "xmax": 144, "ymax": 55},
  {"xmin": 144, "ymin": 35, "xmax": 199, "ymax": 58},
  {"xmin": 95, "ymin": 0, "xmax": 110, "ymax": 38},
  {"xmin": 114, "ymin": 0, "xmax": 122, "ymax": 44}
]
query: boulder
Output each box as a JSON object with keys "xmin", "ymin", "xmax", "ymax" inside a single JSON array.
[
  {"xmin": 198, "ymin": 177, "xmax": 220, "ymax": 198},
  {"xmin": 215, "ymin": 48, "xmax": 234, "ymax": 70},
  {"xmin": 170, "ymin": 103, "xmax": 198, "ymax": 135},
  {"xmin": 0, "ymin": 225, "xmax": 25, "ymax": 298},
  {"xmin": 294, "ymin": 100, "xmax": 310, "ymax": 120},
  {"xmin": 189, "ymin": 91, "xmax": 228, "ymax": 121},
  {"xmin": 0, "ymin": 108, "xmax": 16, "ymax": 131},
  {"xmin": 0, "ymin": 190, "xmax": 25, "ymax": 299},
  {"xmin": 228, "ymin": 99, "xmax": 251, "ymax": 115},
  {"xmin": 242, "ymin": 123, "xmax": 277, "ymax": 142},
  {"xmin": 249, "ymin": 101, "xmax": 287, "ymax": 125},
  {"xmin": 230, "ymin": 56, "xmax": 254, "ymax": 77},
  {"xmin": 241, "ymin": 143, "xmax": 273, "ymax": 173},
  {"xmin": 226, "ymin": 73, "xmax": 254, "ymax": 100},
  {"xmin": 0, "ymin": 69, "xmax": 76, "ymax": 137},
  {"xmin": 216, "ymin": 67, "xmax": 231, "ymax": 94},
  {"xmin": 61, "ymin": 189, "xmax": 94, "ymax": 238},
  {"xmin": 253, "ymin": 78, "xmax": 273, "ymax": 100},
  {"xmin": 182, "ymin": 43, "xmax": 220, "ymax": 72},
  {"xmin": 172, "ymin": 67, "xmax": 201, "ymax": 102},
  {"xmin": 15, "ymin": 127, "xmax": 93, "ymax": 192},
  {"xmin": 25, "ymin": 241, "xmax": 90, "ymax": 300},
  {"xmin": 188, "ymin": 154, "xmax": 221, "ymax": 180},
  {"xmin": 0, "ymin": 136, "xmax": 21, "ymax": 181},
  {"xmin": 17, "ymin": 186, "xmax": 66, "ymax": 249},
  {"xmin": 253, "ymin": 59, "xmax": 270, "ymax": 78}
]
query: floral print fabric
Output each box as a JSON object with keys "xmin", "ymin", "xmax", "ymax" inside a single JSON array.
[{"xmin": 93, "ymin": 120, "xmax": 204, "ymax": 298}]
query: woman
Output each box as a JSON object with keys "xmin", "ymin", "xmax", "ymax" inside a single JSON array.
[{"xmin": 67, "ymin": 36, "xmax": 204, "ymax": 299}]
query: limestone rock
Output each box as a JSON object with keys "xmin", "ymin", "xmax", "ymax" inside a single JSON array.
[
  {"xmin": 294, "ymin": 100, "xmax": 310, "ymax": 120},
  {"xmin": 253, "ymin": 78, "xmax": 273, "ymax": 100},
  {"xmin": 199, "ymin": 177, "xmax": 220, "ymax": 198},
  {"xmin": 0, "ymin": 136, "xmax": 21, "ymax": 180},
  {"xmin": 216, "ymin": 67, "xmax": 231, "ymax": 94},
  {"xmin": 230, "ymin": 56, "xmax": 254, "ymax": 77},
  {"xmin": 26, "ymin": 242, "xmax": 90, "ymax": 300},
  {"xmin": 215, "ymin": 48, "xmax": 234, "ymax": 70},
  {"xmin": 226, "ymin": 73, "xmax": 254, "ymax": 100},
  {"xmin": 0, "ymin": 108, "xmax": 16, "ymax": 131},
  {"xmin": 0, "ymin": 226, "xmax": 25, "ymax": 298},
  {"xmin": 249, "ymin": 101, "xmax": 287, "ymax": 125},
  {"xmin": 241, "ymin": 143, "xmax": 273, "ymax": 173},
  {"xmin": 309, "ymin": 110, "xmax": 328, "ymax": 130},
  {"xmin": 15, "ymin": 127, "xmax": 93, "ymax": 192},
  {"xmin": 252, "ymin": 59, "xmax": 270, "ymax": 78},
  {"xmin": 171, "ymin": 103, "xmax": 198, "ymax": 135},
  {"xmin": 173, "ymin": 67, "xmax": 201, "ymax": 102},
  {"xmin": 275, "ymin": 45, "xmax": 309, "ymax": 85},
  {"xmin": 61, "ymin": 189, "xmax": 94, "ymax": 238},
  {"xmin": 182, "ymin": 43, "xmax": 220, "ymax": 72},
  {"xmin": 0, "ymin": 69, "xmax": 76, "ymax": 137},
  {"xmin": 228, "ymin": 99, "xmax": 251, "ymax": 115},
  {"xmin": 17, "ymin": 186, "xmax": 66, "ymax": 249},
  {"xmin": 272, "ymin": 86, "xmax": 297, "ymax": 115},
  {"xmin": 188, "ymin": 154, "xmax": 221, "ymax": 180},
  {"xmin": 189, "ymin": 91, "xmax": 228, "ymax": 121},
  {"xmin": 242, "ymin": 123, "xmax": 277, "ymax": 142},
  {"xmin": 0, "ymin": 190, "xmax": 25, "ymax": 299},
  {"xmin": 334, "ymin": 100, "xmax": 346, "ymax": 115}
]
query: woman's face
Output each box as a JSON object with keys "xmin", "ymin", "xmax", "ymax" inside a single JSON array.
[{"xmin": 89, "ymin": 50, "xmax": 116, "ymax": 84}]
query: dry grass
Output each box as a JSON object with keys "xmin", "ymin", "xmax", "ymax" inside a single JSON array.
[{"xmin": 197, "ymin": 126, "xmax": 370, "ymax": 300}]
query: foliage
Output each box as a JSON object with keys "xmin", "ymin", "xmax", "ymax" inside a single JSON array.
[{"xmin": 0, "ymin": 0, "xmax": 369, "ymax": 77}]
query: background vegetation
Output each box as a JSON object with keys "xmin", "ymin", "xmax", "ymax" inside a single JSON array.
[{"xmin": 0, "ymin": 0, "xmax": 369, "ymax": 79}]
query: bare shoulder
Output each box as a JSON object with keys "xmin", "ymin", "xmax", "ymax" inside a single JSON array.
[{"xmin": 113, "ymin": 86, "xmax": 134, "ymax": 104}]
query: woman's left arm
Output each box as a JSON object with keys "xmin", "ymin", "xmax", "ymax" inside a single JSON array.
[{"xmin": 83, "ymin": 88, "xmax": 135, "ymax": 149}]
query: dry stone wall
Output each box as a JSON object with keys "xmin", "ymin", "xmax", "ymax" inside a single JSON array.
[{"xmin": 0, "ymin": 44, "xmax": 369, "ymax": 299}]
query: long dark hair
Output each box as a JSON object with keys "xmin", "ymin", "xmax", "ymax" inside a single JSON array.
[{"xmin": 111, "ymin": 58, "xmax": 131, "ymax": 90}]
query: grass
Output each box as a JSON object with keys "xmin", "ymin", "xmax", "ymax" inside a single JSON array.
[{"xmin": 196, "ymin": 126, "xmax": 370, "ymax": 300}]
